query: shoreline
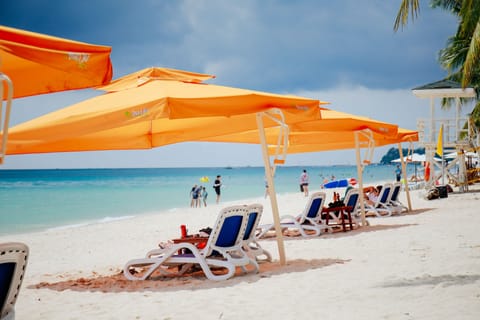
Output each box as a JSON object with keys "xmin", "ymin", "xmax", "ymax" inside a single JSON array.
[{"xmin": 1, "ymin": 178, "xmax": 394, "ymax": 237}]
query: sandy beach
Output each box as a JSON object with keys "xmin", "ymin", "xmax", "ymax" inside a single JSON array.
[{"xmin": 2, "ymin": 186, "xmax": 480, "ymax": 319}]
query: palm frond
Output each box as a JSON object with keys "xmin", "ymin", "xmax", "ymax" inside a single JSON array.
[
  {"xmin": 431, "ymin": 0, "xmax": 463, "ymax": 14},
  {"xmin": 394, "ymin": 0, "xmax": 420, "ymax": 31},
  {"xmin": 459, "ymin": 0, "xmax": 478, "ymax": 37},
  {"xmin": 440, "ymin": 36, "xmax": 470, "ymax": 71},
  {"xmin": 462, "ymin": 20, "xmax": 480, "ymax": 87}
]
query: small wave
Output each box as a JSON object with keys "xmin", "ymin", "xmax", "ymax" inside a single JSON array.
[
  {"xmin": 97, "ymin": 215, "xmax": 135, "ymax": 223},
  {"xmin": 46, "ymin": 215, "xmax": 136, "ymax": 232},
  {"xmin": 47, "ymin": 222, "xmax": 90, "ymax": 231}
]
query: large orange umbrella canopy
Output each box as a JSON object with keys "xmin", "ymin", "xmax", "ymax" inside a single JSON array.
[
  {"xmin": 197, "ymin": 108, "xmax": 407, "ymax": 149},
  {"xmin": 5, "ymin": 67, "xmax": 326, "ymax": 154},
  {"xmin": 0, "ymin": 25, "xmax": 113, "ymax": 99},
  {"xmin": 282, "ymin": 127, "xmax": 418, "ymax": 154}
]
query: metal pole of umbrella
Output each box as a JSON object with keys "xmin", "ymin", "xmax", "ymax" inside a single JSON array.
[
  {"xmin": 0, "ymin": 73, "xmax": 13, "ymax": 165},
  {"xmin": 440, "ymin": 124, "xmax": 445, "ymax": 185},
  {"xmin": 397, "ymin": 143, "xmax": 412, "ymax": 211},
  {"xmin": 256, "ymin": 111, "xmax": 286, "ymax": 265},
  {"xmin": 413, "ymin": 161, "xmax": 418, "ymax": 183},
  {"xmin": 354, "ymin": 131, "xmax": 367, "ymax": 226}
]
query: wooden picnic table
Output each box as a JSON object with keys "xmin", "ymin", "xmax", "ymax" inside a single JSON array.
[{"xmin": 322, "ymin": 206, "xmax": 354, "ymax": 232}]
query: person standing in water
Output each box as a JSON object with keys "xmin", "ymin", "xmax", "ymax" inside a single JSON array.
[
  {"xmin": 213, "ymin": 175, "xmax": 222, "ymax": 204},
  {"xmin": 299, "ymin": 169, "xmax": 309, "ymax": 197},
  {"xmin": 202, "ymin": 186, "xmax": 208, "ymax": 207},
  {"xmin": 395, "ymin": 164, "xmax": 402, "ymax": 182}
]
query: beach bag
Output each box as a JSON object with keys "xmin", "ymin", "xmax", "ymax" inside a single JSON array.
[
  {"xmin": 328, "ymin": 200, "xmax": 345, "ymax": 208},
  {"xmin": 323, "ymin": 200, "xmax": 346, "ymax": 219},
  {"xmin": 199, "ymin": 227, "xmax": 212, "ymax": 236},
  {"xmin": 426, "ymin": 188, "xmax": 440, "ymax": 200}
]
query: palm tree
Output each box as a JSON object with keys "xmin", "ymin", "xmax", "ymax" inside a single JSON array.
[{"xmin": 394, "ymin": 0, "xmax": 480, "ymax": 134}]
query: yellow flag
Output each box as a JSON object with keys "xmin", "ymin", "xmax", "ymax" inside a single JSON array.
[{"xmin": 436, "ymin": 124, "xmax": 443, "ymax": 157}]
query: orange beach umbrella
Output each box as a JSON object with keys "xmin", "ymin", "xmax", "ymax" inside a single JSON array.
[
  {"xmin": 0, "ymin": 25, "xmax": 113, "ymax": 165},
  {"xmin": 278, "ymin": 127, "xmax": 418, "ymax": 154},
  {"xmin": 198, "ymin": 109, "xmax": 401, "ymax": 146},
  {"xmin": 0, "ymin": 25, "xmax": 113, "ymax": 99},
  {"xmin": 5, "ymin": 67, "xmax": 324, "ymax": 154}
]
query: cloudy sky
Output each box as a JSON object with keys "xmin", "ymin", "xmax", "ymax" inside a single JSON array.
[{"xmin": 0, "ymin": 0, "xmax": 465, "ymax": 169}]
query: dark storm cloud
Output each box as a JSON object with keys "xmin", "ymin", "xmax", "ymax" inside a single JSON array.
[{"xmin": 1, "ymin": 0, "xmax": 457, "ymax": 92}]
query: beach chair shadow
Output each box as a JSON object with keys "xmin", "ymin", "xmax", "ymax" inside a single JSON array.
[
  {"xmin": 123, "ymin": 205, "xmax": 251, "ymax": 281},
  {"xmin": 0, "ymin": 242, "xmax": 29, "ymax": 320},
  {"xmin": 365, "ymin": 183, "xmax": 393, "ymax": 217},
  {"xmin": 242, "ymin": 204, "xmax": 272, "ymax": 271},
  {"xmin": 257, "ymin": 192, "xmax": 333, "ymax": 238}
]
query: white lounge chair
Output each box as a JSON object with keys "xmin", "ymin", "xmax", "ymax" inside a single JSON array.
[
  {"xmin": 364, "ymin": 183, "xmax": 393, "ymax": 217},
  {"xmin": 257, "ymin": 192, "xmax": 333, "ymax": 238},
  {"xmin": 389, "ymin": 182, "xmax": 408, "ymax": 214},
  {"xmin": 242, "ymin": 204, "xmax": 272, "ymax": 271},
  {"xmin": 124, "ymin": 205, "xmax": 251, "ymax": 281},
  {"xmin": 0, "ymin": 242, "xmax": 29, "ymax": 320}
]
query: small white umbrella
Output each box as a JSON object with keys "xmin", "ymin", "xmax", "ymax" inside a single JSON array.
[
  {"xmin": 392, "ymin": 153, "xmax": 426, "ymax": 163},
  {"xmin": 392, "ymin": 153, "xmax": 426, "ymax": 181}
]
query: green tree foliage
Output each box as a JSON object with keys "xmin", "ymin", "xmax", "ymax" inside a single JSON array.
[
  {"xmin": 394, "ymin": 0, "xmax": 480, "ymax": 132},
  {"xmin": 379, "ymin": 147, "xmax": 425, "ymax": 164}
]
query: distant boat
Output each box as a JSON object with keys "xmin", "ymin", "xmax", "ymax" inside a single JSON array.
[{"xmin": 225, "ymin": 166, "xmax": 233, "ymax": 169}]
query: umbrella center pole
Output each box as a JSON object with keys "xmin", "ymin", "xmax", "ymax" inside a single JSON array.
[
  {"xmin": 256, "ymin": 109, "xmax": 287, "ymax": 265},
  {"xmin": 0, "ymin": 73, "xmax": 13, "ymax": 165},
  {"xmin": 354, "ymin": 129, "xmax": 375, "ymax": 226},
  {"xmin": 398, "ymin": 142, "xmax": 412, "ymax": 211}
]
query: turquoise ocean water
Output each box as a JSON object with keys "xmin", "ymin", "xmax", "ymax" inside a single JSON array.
[{"xmin": 0, "ymin": 165, "xmax": 417, "ymax": 235}]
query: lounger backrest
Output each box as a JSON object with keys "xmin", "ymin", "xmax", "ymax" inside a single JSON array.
[
  {"xmin": 0, "ymin": 242, "xmax": 29, "ymax": 320},
  {"xmin": 378, "ymin": 184, "xmax": 393, "ymax": 205},
  {"xmin": 207, "ymin": 205, "xmax": 248, "ymax": 255},
  {"xmin": 0, "ymin": 262, "xmax": 15, "ymax": 317},
  {"xmin": 344, "ymin": 189, "xmax": 359, "ymax": 211},
  {"xmin": 303, "ymin": 192, "xmax": 326, "ymax": 220},
  {"xmin": 243, "ymin": 204, "xmax": 263, "ymax": 242},
  {"xmin": 390, "ymin": 183, "xmax": 401, "ymax": 202}
]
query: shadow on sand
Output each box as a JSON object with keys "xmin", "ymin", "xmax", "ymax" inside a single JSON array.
[{"xmin": 28, "ymin": 258, "xmax": 348, "ymax": 293}]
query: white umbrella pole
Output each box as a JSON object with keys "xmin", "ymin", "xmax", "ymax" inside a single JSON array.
[
  {"xmin": 440, "ymin": 124, "xmax": 445, "ymax": 185},
  {"xmin": 256, "ymin": 113, "xmax": 286, "ymax": 265},
  {"xmin": 354, "ymin": 132, "xmax": 367, "ymax": 226},
  {"xmin": 0, "ymin": 73, "xmax": 13, "ymax": 165},
  {"xmin": 398, "ymin": 143, "xmax": 412, "ymax": 211}
]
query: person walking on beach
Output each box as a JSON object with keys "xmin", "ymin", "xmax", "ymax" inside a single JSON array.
[
  {"xmin": 190, "ymin": 184, "xmax": 199, "ymax": 207},
  {"xmin": 299, "ymin": 169, "xmax": 309, "ymax": 197},
  {"xmin": 395, "ymin": 165, "xmax": 402, "ymax": 182},
  {"xmin": 213, "ymin": 175, "xmax": 222, "ymax": 204},
  {"xmin": 202, "ymin": 186, "xmax": 208, "ymax": 207}
]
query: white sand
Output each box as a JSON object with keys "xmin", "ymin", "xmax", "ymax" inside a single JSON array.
[{"xmin": 2, "ymin": 186, "xmax": 480, "ymax": 319}]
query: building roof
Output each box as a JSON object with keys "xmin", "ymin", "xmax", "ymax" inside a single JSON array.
[
  {"xmin": 412, "ymin": 79, "xmax": 462, "ymax": 90},
  {"xmin": 412, "ymin": 79, "xmax": 476, "ymax": 98}
]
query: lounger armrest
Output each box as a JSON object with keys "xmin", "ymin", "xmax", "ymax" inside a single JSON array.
[{"xmin": 147, "ymin": 242, "xmax": 203, "ymax": 258}]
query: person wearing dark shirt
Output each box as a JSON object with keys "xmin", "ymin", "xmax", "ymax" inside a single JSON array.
[{"xmin": 213, "ymin": 175, "xmax": 222, "ymax": 204}]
